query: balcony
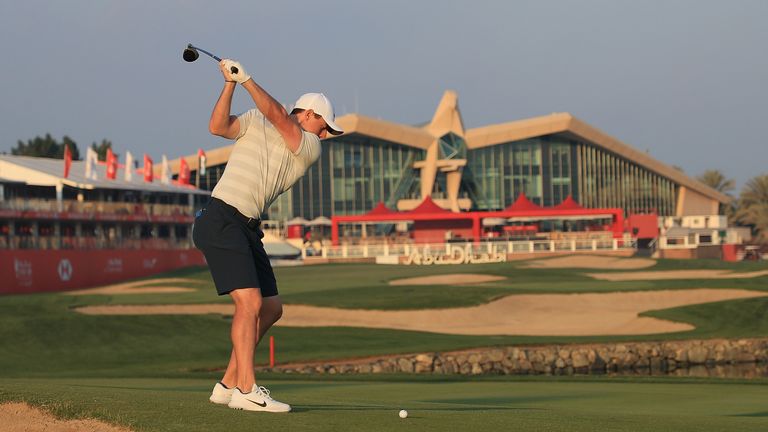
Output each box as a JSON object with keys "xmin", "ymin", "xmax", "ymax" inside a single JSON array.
[{"xmin": 0, "ymin": 198, "xmax": 194, "ymax": 223}]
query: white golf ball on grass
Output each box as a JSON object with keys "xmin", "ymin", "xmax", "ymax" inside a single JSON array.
[{"xmin": 399, "ymin": 409, "xmax": 408, "ymax": 419}]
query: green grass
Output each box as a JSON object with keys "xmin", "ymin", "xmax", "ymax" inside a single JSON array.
[
  {"xmin": 1, "ymin": 258, "xmax": 768, "ymax": 430},
  {"xmin": 642, "ymin": 297, "xmax": 768, "ymax": 339},
  {"xmin": 2, "ymin": 377, "xmax": 767, "ymax": 432},
  {"xmin": 59, "ymin": 259, "xmax": 768, "ymax": 309},
  {"xmin": 1, "ymin": 259, "xmax": 767, "ymax": 378}
]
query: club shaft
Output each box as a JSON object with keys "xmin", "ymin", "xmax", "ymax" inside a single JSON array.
[
  {"xmin": 190, "ymin": 45, "xmax": 221, "ymax": 62},
  {"xmin": 186, "ymin": 43, "xmax": 239, "ymax": 74}
]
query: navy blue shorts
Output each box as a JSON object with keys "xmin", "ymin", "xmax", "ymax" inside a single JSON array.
[{"xmin": 192, "ymin": 198, "xmax": 278, "ymax": 297}]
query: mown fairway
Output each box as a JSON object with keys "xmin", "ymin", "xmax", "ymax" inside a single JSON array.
[
  {"xmin": 2, "ymin": 377, "xmax": 768, "ymax": 432},
  {"xmin": 1, "ymin": 258, "xmax": 767, "ymax": 431}
]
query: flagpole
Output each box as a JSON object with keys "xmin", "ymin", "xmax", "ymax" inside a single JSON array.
[{"xmin": 196, "ymin": 157, "xmax": 200, "ymax": 188}]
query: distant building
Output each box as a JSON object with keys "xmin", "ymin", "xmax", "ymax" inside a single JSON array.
[{"xmin": 171, "ymin": 91, "xmax": 729, "ymax": 221}]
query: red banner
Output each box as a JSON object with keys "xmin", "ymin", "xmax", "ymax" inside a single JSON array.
[
  {"xmin": 0, "ymin": 249, "xmax": 206, "ymax": 294},
  {"xmin": 63, "ymin": 144, "xmax": 72, "ymax": 178},
  {"xmin": 106, "ymin": 148, "xmax": 118, "ymax": 180},
  {"xmin": 144, "ymin": 154, "xmax": 153, "ymax": 182},
  {"xmin": 179, "ymin": 158, "xmax": 191, "ymax": 185}
]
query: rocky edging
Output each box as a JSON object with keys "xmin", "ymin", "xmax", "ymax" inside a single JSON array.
[{"xmin": 258, "ymin": 338, "xmax": 768, "ymax": 377}]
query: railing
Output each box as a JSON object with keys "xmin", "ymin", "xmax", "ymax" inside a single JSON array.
[
  {"xmin": 0, "ymin": 235, "xmax": 194, "ymax": 250},
  {"xmin": 303, "ymin": 237, "xmax": 636, "ymax": 260},
  {"xmin": 0, "ymin": 198, "xmax": 194, "ymax": 219}
]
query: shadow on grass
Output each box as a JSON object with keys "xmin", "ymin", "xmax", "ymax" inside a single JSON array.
[
  {"xmin": 420, "ymin": 393, "xmax": 597, "ymax": 406},
  {"xmin": 731, "ymin": 412, "xmax": 768, "ymax": 417}
]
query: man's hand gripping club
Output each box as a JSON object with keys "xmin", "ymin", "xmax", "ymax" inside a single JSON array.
[{"xmin": 220, "ymin": 59, "xmax": 251, "ymax": 84}]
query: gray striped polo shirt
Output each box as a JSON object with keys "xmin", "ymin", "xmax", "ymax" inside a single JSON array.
[{"xmin": 211, "ymin": 109, "xmax": 321, "ymax": 218}]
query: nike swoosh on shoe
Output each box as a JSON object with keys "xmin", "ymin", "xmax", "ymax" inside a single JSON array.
[{"xmin": 245, "ymin": 398, "xmax": 267, "ymax": 407}]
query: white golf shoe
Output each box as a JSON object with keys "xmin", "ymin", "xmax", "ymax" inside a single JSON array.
[
  {"xmin": 228, "ymin": 385, "xmax": 292, "ymax": 413},
  {"xmin": 209, "ymin": 382, "xmax": 234, "ymax": 405}
]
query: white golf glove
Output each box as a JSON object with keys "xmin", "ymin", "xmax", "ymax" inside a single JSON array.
[{"xmin": 223, "ymin": 59, "xmax": 251, "ymax": 84}]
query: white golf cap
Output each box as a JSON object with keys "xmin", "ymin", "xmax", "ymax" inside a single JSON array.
[{"xmin": 293, "ymin": 92, "xmax": 344, "ymax": 135}]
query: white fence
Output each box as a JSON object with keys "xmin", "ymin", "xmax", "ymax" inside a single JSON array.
[{"xmin": 303, "ymin": 237, "xmax": 636, "ymax": 261}]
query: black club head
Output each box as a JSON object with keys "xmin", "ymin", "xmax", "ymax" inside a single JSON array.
[{"xmin": 182, "ymin": 45, "xmax": 199, "ymax": 62}]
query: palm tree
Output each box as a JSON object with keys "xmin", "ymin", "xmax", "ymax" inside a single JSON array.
[
  {"xmin": 697, "ymin": 169, "xmax": 736, "ymax": 195},
  {"xmin": 697, "ymin": 169, "xmax": 736, "ymax": 218},
  {"xmin": 734, "ymin": 174, "xmax": 768, "ymax": 244}
]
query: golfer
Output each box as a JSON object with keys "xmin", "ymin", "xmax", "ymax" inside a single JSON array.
[{"xmin": 192, "ymin": 58, "xmax": 342, "ymax": 412}]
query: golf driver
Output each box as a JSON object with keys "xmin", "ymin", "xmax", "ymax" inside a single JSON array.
[{"xmin": 183, "ymin": 43, "xmax": 239, "ymax": 74}]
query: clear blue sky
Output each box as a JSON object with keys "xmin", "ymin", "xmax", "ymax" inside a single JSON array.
[{"xmin": 1, "ymin": 0, "xmax": 765, "ymax": 190}]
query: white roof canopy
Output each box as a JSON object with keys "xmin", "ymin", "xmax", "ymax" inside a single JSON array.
[{"xmin": 0, "ymin": 155, "xmax": 209, "ymax": 195}]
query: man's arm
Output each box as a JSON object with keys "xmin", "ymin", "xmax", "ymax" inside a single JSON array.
[
  {"xmin": 208, "ymin": 81, "xmax": 240, "ymax": 139},
  {"xmin": 218, "ymin": 59, "xmax": 303, "ymax": 152},
  {"xmin": 240, "ymin": 79, "xmax": 303, "ymax": 152}
]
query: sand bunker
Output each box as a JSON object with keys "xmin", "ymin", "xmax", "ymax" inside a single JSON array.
[
  {"xmin": 66, "ymin": 278, "xmax": 198, "ymax": 295},
  {"xmin": 588, "ymin": 269, "xmax": 768, "ymax": 281},
  {"xmin": 389, "ymin": 273, "xmax": 505, "ymax": 286},
  {"xmin": 74, "ymin": 289, "xmax": 767, "ymax": 336},
  {"xmin": 77, "ymin": 304, "xmax": 233, "ymax": 315},
  {"xmin": 0, "ymin": 402, "xmax": 132, "ymax": 432},
  {"xmin": 521, "ymin": 255, "xmax": 656, "ymax": 270}
]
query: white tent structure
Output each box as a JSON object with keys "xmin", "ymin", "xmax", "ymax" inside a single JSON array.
[
  {"xmin": 286, "ymin": 217, "xmax": 309, "ymax": 226},
  {"xmin": 261, "ymin": 231, "xmax": 302, "ymax": 259},
  {"xmin": 0, "ymin": 155, "xmax": 209, "ymax": 208},
  {"xmin": 306, "ymin": 216, "xmax": 332, "ymax": 226}
]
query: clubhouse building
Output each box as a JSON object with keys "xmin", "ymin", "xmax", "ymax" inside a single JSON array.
[{"xmin": 173, "ymin": 91, "xmax": 729, "ymax": 225}]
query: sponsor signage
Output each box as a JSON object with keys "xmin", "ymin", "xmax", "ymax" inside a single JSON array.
[
  {"xmin": 105, "ymin": 258, "xmax": 124, "ymax": 273},
  {"xmin": 57, "ymin": 258, "xmax": 73, "ymax": 281},
  {"xmin": 0, "ymin": 249, "xmax": 205, "ymax": 294},
  {"xmin": 404, "ymin": 244, "xmax": 507, "ymax": 265},
  {"xmin": 14, "ymin": 258, "xmax": 33, "ymax": 287}
]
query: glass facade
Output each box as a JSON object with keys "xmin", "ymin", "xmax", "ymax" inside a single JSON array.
[
  {"xmin": 289, "ymin": 134, "xmax": 425, "ymax": 218},
  {"xmin": 190, "ymin": 165, "xmax": 225, "ymax": 192},
  {"xmin": 575, "ymin": 141, "xmax": 676, "ymax": 215},
  {"xmin": 465, "ymin": 135, "xmax": 676, "ymax": 215},
  {"xmin": 465, "ymin": 138, "xmax": 545, "ymax": 209},
  {"xmin": 196, "ymin": 133, "xmax": 678, "ymax": 219},
  {"xmin": 549, "ymin": 142, "xmax": 573, "ymax": 206}
]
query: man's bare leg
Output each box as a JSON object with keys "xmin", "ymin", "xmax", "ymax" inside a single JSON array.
[
  {"xmin": 221, "ymin": 295, "xmax": 284, "ymax": 389},
  {"xmin": 226, "ymin": 293, "xmax": 291, "ymax": 412},
  {"xmin": 229, "ymin": 288, "xmax": 262, "ymax": 391}
]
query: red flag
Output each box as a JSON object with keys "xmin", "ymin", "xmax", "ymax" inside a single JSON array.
[
  {"xmin": 63, "ymin": 144, "xmax": 72, "ymax": 178},
  {"xmin": 144, "ymin": 154, "xmax": 154, "ymax": 182},
  {"xmin": 106, "ymin": 148, "xmax": 118, "ymax": 180},
  {"xmin": 179, "ymin": 158, "xmax": 191, "ymax": 185}
]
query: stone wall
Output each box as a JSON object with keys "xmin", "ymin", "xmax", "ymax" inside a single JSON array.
[{"xmin": 260, "ymin": 338, "xmax": 768, "ymax": 378}]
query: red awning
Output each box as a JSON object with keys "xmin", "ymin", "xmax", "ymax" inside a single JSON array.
[
  {"xmin": 330, "ymin": 194, "xmax": 626, "ymax": 244},
  {"xmin": 366, "ymin": 201, "xmax": 396, "ymax": 215},
  {"xmin": 504, "ymin": 193, "xmax": 542, "ymax": 211},
  {"xmin": 405, "ymin": 196, "xmax": 451, "ymax": 214},
  {"xmin": 553, "ymin": 195, "xmax": 583, "ymax": 210}
]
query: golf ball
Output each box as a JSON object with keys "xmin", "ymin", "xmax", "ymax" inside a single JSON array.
[{"xmin": 399, "ymin": 409, "xmax": 408, "ymax": 419}]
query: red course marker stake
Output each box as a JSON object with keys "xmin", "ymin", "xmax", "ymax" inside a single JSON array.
[{"xmin": 269, "ymin": 336, "xmax": 275, "ymax": 367}]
